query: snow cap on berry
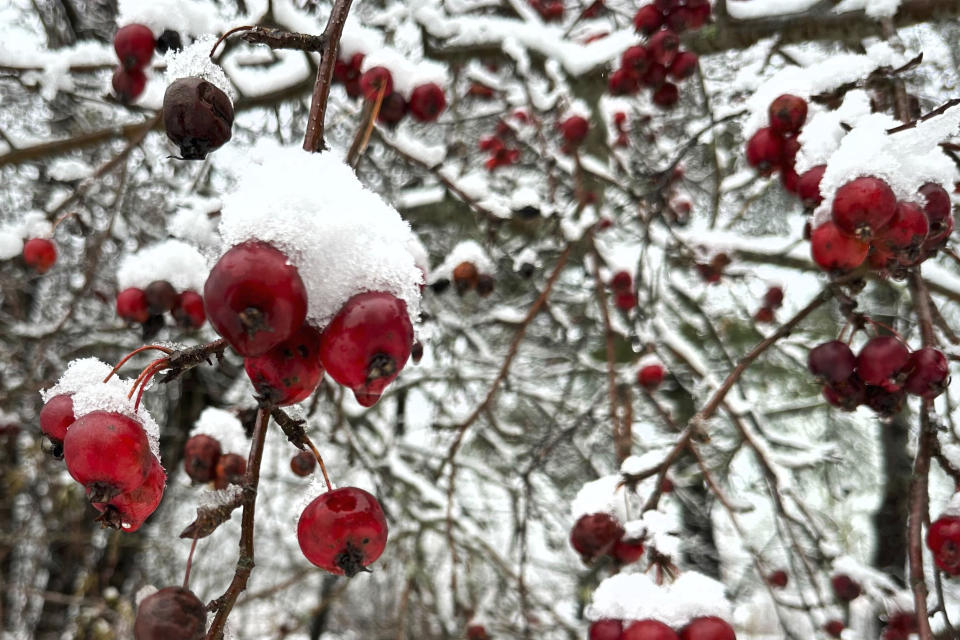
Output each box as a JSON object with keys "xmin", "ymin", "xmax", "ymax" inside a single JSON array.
[
  {"xmin": 585, "ymin": 570, "xmax": 731, "ymax": 628},
  {"xmin": 117, "ymin": 239, "xmax": 209, "ymax": 292},
  {"xmin": 431, "ymin": 240, "xmax": 495, "ymax": 285},
  {"xmin": 190, "ymin": 407, "xmax": 246, "ymax": 443},
  {"xmin": 358, "ymin": 49, "xmax": 448, "ymax": 100},
  {"xmin": 164, "ymin": 36, "xmax": 236, "ymax": 101},
  {"xmin": 117, "ymin": 0, "xmax": 223, "ymax": 38},
  {"xmin": 0, "ymin": 211, "xmax": 52, "ymax": 260}
]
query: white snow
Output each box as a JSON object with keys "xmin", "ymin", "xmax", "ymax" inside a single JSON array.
[
  {"xmin": 359, "ymin": 48, "xmax": 449, "ymax": 100},
  {"xmin": 585, "ymin": 570, "xmax": 732, "ymax": 627},
  {"xmin": 164, "ymin": 36, "xmax": 237, "ymax": 101},
  {"xmin": 430, "ymin": 239, "xmax": 495, "ymax": 282},
  {"xmin": 116, "ymin": 239, "xmax": 209, "ymax": 292},
  {"xmin": 117, "ymin": 0, "xmax": 225, "ymax": 39},
  {"xmin": 190, "ymin": 407, "xmax": 247, "ymax": 445}
]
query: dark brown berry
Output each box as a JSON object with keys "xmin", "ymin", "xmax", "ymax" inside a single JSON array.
[{"xmin": 163, "ymin": 77, "xmax": 234, "ymax": 160}]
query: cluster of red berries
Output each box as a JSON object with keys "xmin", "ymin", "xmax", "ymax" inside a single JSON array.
[
  {"xmin": 694, "ymin": 252, "xmax": 730, "ymax": 284},
  {"xmin": 753, "ymin": 286, "xmax": 783, "ymax": 324},
  {"xmin": 479, "ymin": 119, "xmax": 522, "ymax": 171},
  {"xmin": 589, "ymin": 616, "xmax": 735, "ymax": 640},
  {"xmin": 332, "ymin": 55, "xmax": 447, "ymax": 126},
  {"xmin": 880, "ymin": 612, "xmax": 919, "ymax": 640},
  {"xmin": 609, "ymin": 270, "xmax": 637, "ymax": 311},
  {"xmin": 809, "ymin": 337, "xmax": 948, "ymax": 415},
  {"xmin": 745, "ymin": 94, "xmax": 808, "ymax": 191},
  {"xmin": 810, "ymin": 176, "xmax": 953, "ymax": 276},
  {"xmin": 40, "ymin": 394, "xmax": 164, "ymax": 532},
  {"xmin": 204, "ymin": 241, "xmax": 414, "ymax": 407},
  {"xmin": 569, "ymin": 512, "xmax": 645, "ymax": 566},
  {"xmin": 927, "ymin": 511, "xmax": 960, "ymax": 576},
  {"xmin": 452, "ymin": 261, "xmax": 496, "ymax": 297},
  {"xmin": 22, "ymin": 237, "xmax": 57, "ymax": 274},
  {"xmin": 182, "ymin": 433, "xmax": 247, "ymax": 489},
  {"xmin": 111, "ymin": 24, "xmax": 183, "ymax": 104},
  {"xmin": 606, "ymin": 1, "xmax": 708, "ymax": 106},
  {"xmin": 637, "ymin": 361, "xmax": 666, "ymax": 390},
  {"xmin": 117, "ymin": 281, "xmax": 205, "ymax": 331}
]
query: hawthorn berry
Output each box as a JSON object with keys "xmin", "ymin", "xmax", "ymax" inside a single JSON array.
[
  {"xmin": 117, "ymin": 288, "xmax": 150, "ymax": 323},
  {"xmin": 612, "ymin": 537, "xmax": 645, "ymax": 564},
  {"xmin": 823, "ymin": 620, "xmax": 844, "ymax": 638},
  {"xmin": 203, "ymin": 241, "xmax": 308, "ymax": 357},
  {"xmin": 666, "ymin": 7, "xmax": 699, "ymax": 32},
  {"xmin": 560, "ymin": 116, "xmax": 590, "ymax": 146},
  {"xmin": 622, "ymin": 46, "xmax": 651, "ymax": 75},
  {"xmin": 467, "ymin": 624, "xmax": 490, "ymax": 640},
  {"xmin": 297, "ymin": 486, "xmax": 388, "ymax": 576},
  {"xmin": 615, "ymin": 291, "xmax": 638, "ymax": 311},
  {"xmin": 114, "ymin": 24, "xmax": 154, "ymax": 71},
  {"xmin": 409, "ymin": 83, "xmax": 447, "ymax": 122},
  {"xmin": 652, "ymin": 82, "xmax": 680, "ymax": 109},
  {"xmin": 831, "ymin": 176, "xmax": 897, "ymax": 240},
  {"xmin": 144, "ymin": 280, "xmax": 177, "ymax": 315},
  {"xmin": 928, "ymin": 515, "xmax": 960, "ymax": 575},
  {"xmin": 633, "ymin": 5, "xmax": 663, "ymax": 35},
  {"xmin": 112, "ymin": 67, "xmax": 147, "ymax": 104},
  {"xmin": 360, "ymin": 66, "xmax": 393, "ymax": 100},
  {"xmin": 669, "ymin": 51, "xmax": 698, "ymax": 80},
  {"xmin": 570, "ymin": 512, "xmax": 623, "ymax": 562},
  {"xmin": 638, "ymin": 363, "xmax": 666, "ymax": 390},
  {"xmin": 476, "ymin": 274, "xmax": 496, "ymax": 297},
  {"xmin": 877, "ymin": 201, "xmax": 928, "ymax": 254},
  {"xmin": 768, "ymin": 94, "xmax": 807, "ymax": 135},
  {"xmin": 39, "ymin": 393, "xmax": 75, "ymax": 448},
  {"xmin": 641, "ymin": 63, "xmax": 668, "ymax": 89},
  {"xmin": 319, "ymin": 291, "xmax": 414, "ymax": 407},
  {"xmin": 22, "ymin": 238, "xmax": 57, "ymax": 273},
  {"xmin": 763, "ymin": 286, "xmax": 784, "ymax": 309},
  {"xmin": 134, "ymin": 586, "xmax": 206, "ymax": 640},
  {"xmin": 91, "ymin": 454, "xmax": 165, "ymax": 532},
  {"xmin": 377, "ymin": 92, "xmax": 408, "ymax": 126},
  {"xmin": 623, "ymin": 619, "xmax": 679, "ymax": 640},
  {"xmin": 808, "ymin": 341, "xmax": 856, "ymax": 385},
  {"xmin": 453, "ymin": 261, "xmax": 480, "ymax": 294},
  {"xmin": 678, "ymin": 617, "xmax": 735, "ymax": 640},
  {"xmin": 213, "ymin": 453, "xmax": 246, "ymax": 490},
  {"xmin": 648, "ymin": 30, "xmax": 680, "ymax": 67},
  {"xmin": 183, "ymin": 434, "xmax": 222, "ymax": 483},
  {"xmin": 903, "ymin": 347, "xmax": 948, "ymax": 399},
  {"xmin": 244, "ymin": 324, "xmax": 325, "ymax": 406},
  {"xmin": 608, "ymin": 67, "xmax": 640, "ymax": 95},
  {"xmin": 290, "ymin": 450, "xmax": 316, "ymax": 477},
  {"xmin": 172, "ymin": 291, "xmax": 206, "ymax": 329},
  {"xmin": 884, "ymin": 612, "xmax": 918, "ymax": 639},
  {"xmin": 745, "ymin": 128, "xmax": 782, "ymax": 175},
  {"xmin": 797, "ymin": 165, "xmax": 826, "ymax": 208},
  {"xmin": 767, "ymin": 569, "xmax": 788, "ymax": 588},
  {"xmin": 919, "ymin": 182, "xmax": 952, "ymax": 230},
  {"xmin": 611, "ymin": 270, "xmax": 632, "ymax": 291},
  {"xmin": 830, "ymin": 573, "xmax": 861, "ymax": 602},
  {"xmin": 810, "ymin": 221, "xmax": 869, "ymax": 272},
  {"xmin": 589, "ymin": 619, "xmax": 624, "ymax": 640},
  {"xmin": 687, "ymin": 3, "xmax": 711, "ymax": 28},
  {"xmin": 64, "ymin": 411, "xmax": 152, "ymax": 502},
  {"xmin": 856, "ymin": 336, "xmax": 909, "ymax": 391},
  {"xmin": 923, "ymin": 210, "xmax": 954, "ymax": 251},
  {"xmin": 754, "ymin": 307, "xmax": 775, "ymax": 323},
  {"xmin": 162, "ymin": 77, "xmax": 234, "ymax": 160}
]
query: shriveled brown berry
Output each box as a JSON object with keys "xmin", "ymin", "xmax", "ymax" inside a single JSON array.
[
  {"xmin": 213, "ymin": 453, "xmax": 247, "ymax": 490},
  {"xmin": 183, "ymin": 434, "xmax": 221, "ymax": 483},
  {"xmin": 163, "ymin": 77, "xmax": 234, "ymax": 160},
  {"xmin": 144, "ymin": 280, "xmax": 177, "ymax": 315},
  {"xmin": 453, "ymin": 261, "xmax": 479, "ymax": 294},
  {"xmin": 134, "ymin": 586, "xmax": 206, "ymax": 640},
  {"xmin": 290, "ymin": 450, "xmax": 316, "ymax": 477}
]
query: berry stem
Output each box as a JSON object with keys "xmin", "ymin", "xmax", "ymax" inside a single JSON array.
[
  {"xmin": 302, "ymin": 435, "xmax": 333, "ymax": 492},
  {"xmin": 303, "ymin": 0, "xmax": 355, "ymax": 152},
  {"xmin": 127, "ymin": 357, "xmax": 169, "ymax": 399},
  {"xmin": 865, "ymin": 317, "xmax": 905, "ymax": 342},
  {"xmin": 183, "ymin": 529, "xmax": 200, "ymax": 590},
  {"xmin": 346, "ymin": 82, "xmax": 388, "ymax": 168},
  {"xmin": 133, "ymin": 361, "xmax": 167, "ymax": 411},
  {"xmin": 104, "ymin": 345, "xmax": 174, "ymax": 382},
  {"xmin": 208, "ymin": 25, "xmax": 255, "ymax": 59}
]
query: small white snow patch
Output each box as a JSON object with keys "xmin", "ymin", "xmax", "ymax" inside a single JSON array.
[
  {"xmin": 431, "ymin": 240, "xmax": 495, "ymax": 283},
  {"xmin": 117, "ymin": 0, "xmax": 224, "ymax": 39},
  {"xmin": 164, "ymin": 37, "xmax": 236, "ymax": 101},
  {"xmin": 586, "ymin": 570, "xmax": 732, "ymax": 627},
  {"xmin": 191, "ymin": 407, "xmax": 247, "ymax": 446},
  {"xmin": 116, "ymin": 239, "xmax": 209, "ymax": 292}
]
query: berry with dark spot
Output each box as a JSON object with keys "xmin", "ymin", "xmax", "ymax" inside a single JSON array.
[
  {"xmin": 244, "ymin": 324, "xmax": 324, "ymax": 406},
  {"xmin": 570, "ymin": 512, "xmax": 623, "ymax": 562},
  {"xmin": 114, "ymin": 24, "xmax": 154, "ymax": 71},
  {"xmin": 64, "ymin": 411, "xmax": 152, "ymax": 503},
  {"xmin": 297, "ymin": 486, "xmax": 388, "ymax": 576},
  {"xmin": 183, "ymin": 434, "xmax": 222, "ymax": 483},
  {"xmin": 290, "ymin": 450, "xmax": 316, "ymax": 477}
]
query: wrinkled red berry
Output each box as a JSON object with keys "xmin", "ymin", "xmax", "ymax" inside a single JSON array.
[
  {"xmin": 134, "ymin": 586, "xmax": 206, "ymax": 640},
  {"xmin": 114, "ymin": 24, "xmax": 154, "ymax": 71},
  {"xmin": 570, "ymin": 512, "xmax": 623, "ymax": 562},
  {"xmin": 213, "ymin": 453, "xmax": 246, "ymax": 490},
  {"xmin": 831, "ymin": 176, "xmax": 897, "ymax": 240},
  {"xmin": 244, "ymin": 324, "xmax": 325, "ymax": 406},
  {"xmin": 112, "ymin": 67, "xmax": 147, "ymax": 104},
  {"xmin": 810, "ymin": 221, "xmax": 869, "ymax": 272},
  {"xmin": 163, "ymin": 77, "xmax": 234, "ymax": 160},
  {"xmin": 183, "ymin": 434, "xmax": 222, "ymax": 483},
  {"xmin": 904, "ymin": 347, "xmax": 948, "ymax": 399},
  {"xmin": 23, "ymin": 238, "xmax": 57, "ymax": 273},
  {"xmin": 173, "ymin": 291, "xmax": 206, "ymax": 329},
  {"xmin": 877, "ymin": 201, "xmax": 928, "ymax": 254},
  {"xmin": 857, "ymin": 336, "xmax": 909, "ymax": 391},
  {"xmin": 928, "ymin": 515, "xmax": 960, "ymax": 575},
  {"xmin": 298, "ymin": 486, "xmax": 388, "ymax": 577},
  {"xmin": 64, "ymin": 411, "xmax": 152, "ymax": 503},
  {"xmin": 409, "ymin": 83, "xmax": 447, "ymax": 122},
  {"xmin": 831, "ymin": 573, "xmax": 861, "ymax": 601},
  {"xmin": 40, "ymin": 393, "xmax": 75, "ymax": 447},
  {"xmin": 768, "ymin": 94, "xmax": 807, "ymax": 135}
]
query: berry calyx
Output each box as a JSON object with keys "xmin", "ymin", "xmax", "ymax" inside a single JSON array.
[
  {"xmin": 40, "ymin": 393, "xmax": 75, "ymax": 450},
  {"xmin": 213, "ymin": 453, "xmax": 247, "ymax": 490},
  {"xmin": 112, "ymin": 67, "xmax": 147, "ymax": 104},
  {"xmin": 857, "ymin": 336, "xmax": 909, "ymax": 391},
  {"xmin": 797, "ymin": 165, "xmax": 826, "ymax": 208},
  {"xmin": 767, "ymin": 94, "xmax": 807, "ymax": 135},
  {"xmin": 589, "ymin": 619, "xmax": 624, "ymax": 640},
  {"xmin": 134, "ymin": 586, "xmax": 206, "ymax": 640},
  {"xmin": 162, "ymin": 77, "xmax": 234, "ymax": 160},
  {"xmin": 63, "ymin": 411, "xmax": 152, "ymax": 503},
  {"xmin": 745, "ymin": 128, "xmax": 783, "ymax": 176},
  {"xmin": 409, "ymin": 83, "xmax": 447, "ymax": 122},
  {"xmin": 203, "ymin": 241, "xmax": 308, "ymax": 357},
  {"xmin": 928, "ymin": 515, "xmax": 960, "ymax": 575},
  {"xmin": 297, "ymin": 487, "xmax": 388, "ymax": 577},
  {"xmin": 810, "ymin": 221, "xmax": 869, "ymax": 272},
  {"xmin": 560, "ymin": 115, "xmax": 590, "ymax": 146},
  {"xmin": 144, "ymin": 280, "xmax": 178, "ymax": 315},
  {"xmin": 638, "ymin": 363, "xmax": 666, "ymax": 390},
  {"xmin": 173, "ymin": 291, "xmax": 206, "ymax": 329},
  {"xmin": 648, "ymin": 30, "xmax": 680, "ymax": 67},
  {"xmin": 183, "ymin": 434, "xmax": 222, "ymax": 483},
  {"xmin": 678, "ymin": 617, "xmax": 735, "ymax": 640},
  {"xmin": 623, "ymin": 619, "xmax": 679, "ymax": 640},
  {"xmin": 117, "ymin": 288, "xmax": 150, "ymax": 323},
  {"xmin": 114, "ymin": 24, "xmax": 155, "ymax": 71},
  {"xmin": 904, "ymin": 347, "xmax": 948, "ymax": 399},
  {"xmin": 290, "ymin": 450, "xmax": 316, "ymax": 477},
  {"xmin": 808, "ymin": 341, "xmax": 856, "ymax": 386},
  {"xmin": 23, "ymin": 238, "xmax": 57, "ymax": 273},
  {"xmin": 570, "ymin": 512, "xmax": 624, "ymax": 562},
  {"xmin": 831, "ymin": 176, "xmax": 897, "ymax": 240},
  {"xmin": 360, "ymin": 66, "xmax": 393, "ymax": 100},
  {"xmin": 319, "ymin": 291, "xmax": 414, "ymax": 407},
  {"xmin": 831, "ymin": 573, "xmax": 861, "ymax": 601},
  {"xmin": 243, "ymin": 324, "xmax": 325, "ymax": 406},
  {"xmin": 91, "ymin": 454, "xmax": 165, "ymax": 532}
]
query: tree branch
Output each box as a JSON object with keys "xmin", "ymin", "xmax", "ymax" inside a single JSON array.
[{"xmin": 303, "ymin": 0, "xmax": 354, "ymax": 152}]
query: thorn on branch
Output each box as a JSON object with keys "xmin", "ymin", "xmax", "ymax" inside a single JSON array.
[{"xmin": 270, "ymin": 407, "xmax": 309, "ymax": 450}]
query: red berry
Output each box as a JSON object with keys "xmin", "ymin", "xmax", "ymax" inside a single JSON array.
[
  {"xmin": 919, "ymin": 182, "xmax": 952, "ymax": 232},
  {"xmin": 612, "ymin": 538, "xmax": 645, "ymax": 564},
  {"xmin": 117, "ymin": 287, "xmax": 150, "ymax": 323},
  {"xmin": 360, "ymin": 66, "xmax": 393, "ymax": 100},
  {"xmin": 615, "ymin": 290, "xmax": 638, "ymax": 311},
  {"xmin": 409, "ymin": 83, "xmax": 447, "ymax": 122},
  {"xmin": 666, "ymin": 7, "xmax": 698, "ymax": 32},
  {"xmin": 290, "ymin": 450, "xmax": 316, "ymax": 477},
  {"xmin": 763, "ymin": 286, "xmax": 784, "ymax": 309},
  {"xmin": 824, "ymin": 620, "xmax": 844, "ymax": 638},
  {"xmin": 203, "ymin": 241, "xmax": 308, "ymax": 357},
  {"xmin": 779, "ymin": 136, "xmax": 800, "ymax": 170},
  {"xmin": 865, "ymin": 385, "xmax": 905, "ymax": 416},
  {"xmin": 213, "ymin": 453, "xmax": 247, "ymax": 490},
  {"xmin": 114, "ymin": 24, "xmax": 155, "ymax": 71},
  {"xmin": 808, "ymin": 341, "xmax": 856, "ymax": 385},
  {"xmin": 652, "ymin": 82, "xmax": 680, "ymax": 108},
  {"xmin": 134, "ymin": 586, "xmax": 206, "ymax": 640},
  {"xmin": 768, "ymin": 94, "xmax": 808, "ymax": 135},
  {"xmin": 669, "ymin": 51, "xmax": 698, "ymax": 80},
  {"xmin": 537, "ymin": 0, "xmax": 565, "ymax": 21},
  {"xmin": 878, "ymin": 201, "xmax": 928, "ymax": 254},
  {"xmin": 298, "ymin": 487, "xmax": 388, "ymax": 576},
  {"xmin": 183, "ymin": 434, "xmax": 222, "ymax": 483},
  {"xmin": 679, "ymin": 617, "xmax": 735, "ymax": 640},
  {"xmin": 641, "ymin": 63, "xmax": 667, "ymax": 89},
  {"xmin": 611, "ymin": 270, "xmax": 632, "ymax": 291},
  {"xmin": 91, "ymin": 454, "xmax": 165, "ymax": 532},
  {"xmin": 810, "ymin": 221, "xmax": 869, "ymax": 272},
  {"xmin": 624, "ymin": 619, "xmax": 679, "ymax": 640},
  {"xmin": 560, "ymin": 115, "xmax": 590, "ymax": 146},
  {"xmin": 797, "ymin": 165, "xmax": 826, "ymax": 208},
  {"xmin": 823, "ymin": 376, "xmax": 866, "ymax": 411},
  {"xmin": 319, "ymin": 291, "xmax": 414, "ymax": 407},
  {"xmin": 654, "ymin": 0, "xmax": 680, "ymax": 10},
  {"xmin": 831, "ymin": 573, "xmax": 861, "ymax": 602},
  {"xmin": 244, "ymin": 324, "xmax": 324, "ymax": 406},
  {"xmin": 633, "ymin": 5, "xmax": 663, "ymax": 35},
  {"xmin": 453, "ymin": 261, "xmax": 480, "ymax": 293},
  {"xmin": 648, "ymin": 30, "xmax": 680, "ymax": 67},
  {"xmin": 112, "ymin": 67, "xmax": 147, "ymax": 104},
  {"xmin": 589, "ymin": 619, "xmax": 624, "ymax": 640},
  {"xmin": 745, "ymin": 128, "xmax": 782, "ymax": 175},
  {"xmin": 622, "ymin": 45, "xmax": 651, "ymax": 75},
  {"xmin": 608, "ymin": 67, "xmax": 640, "ymax": 95},
  {"xmin": 928, "ymin": 515, "xmax": 960, "ymax": 575},
  {"xmin": 570, "ymin": 512, "xmax": 623, "ymax": 562},
  {"xmin": 638, "ymin": 363, "xmax": 666, "ymax": 390},
  {"xmin": 144, "ymin": 280, "xmax": 177, "ymax": 315},
  {"xmin": 173, "ymin": 291, "xmax": 206, "ymax": 329},
  {"xmin": 162, "ymin": 77, "xmax": 234, "ymax": 160},
  {"xmin": 40, "ymin": 393, "xmax": 75, "ymax": 446},
  {"xmin": 767, "ymin": 570, "xmax": 788, "ymax": 588},
  {"xmin": 857, "ymin": 336, "xmax": 909, "ymax": 391},
  {"xmin": 886, "ymin": 612, "xmax": 918, "ymax": 635},
  {"xmin": 831, "ymin": 176, "xmax": 897, "ymax": 240},
  {"xmin": 467, "ymin": 624, "xmax": 490, "ymax": 640},
  {"xmin": 904, "ymin": 347, "xmax": 948, "ymax": 399},
  {"xmin": 377, "ymin": 92, "xmax": 408, "ymax": 126},
  {"xmin": 64, "ymin": 411, "xmax": 152, "ymax": 503},
  {"xmin": 22, "ymin": 238, "xmax": 57, "ymax": 273}
]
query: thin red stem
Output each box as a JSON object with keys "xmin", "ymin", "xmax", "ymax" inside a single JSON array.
[
  {"xmin": 104, "ymin": 345, "xmax": 173, "ymax": 382},
  {"xmin": 209, "ymin": 25, "xmax": 255, "ymax": 59},
  {"xmin": 303, "ymin": 435, "xmax": 333, "ymax": 492},
  {"xmin": 183, "ymin": 530, "xmax": 200, "ymax": 590}
]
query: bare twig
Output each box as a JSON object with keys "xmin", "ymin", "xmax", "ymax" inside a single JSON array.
[{"xmin": 303, "ymin": 0, "xmax": 355, "ymax": 152}]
